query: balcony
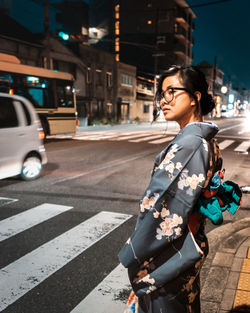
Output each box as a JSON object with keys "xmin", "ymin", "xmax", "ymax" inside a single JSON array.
[
  {"xmin": 175, "ymin": 25, "xmax": 187, "ymax": 38},
  {"xmin": 174, "ymin": 43, "xmax": 186, "ymax": 55}
]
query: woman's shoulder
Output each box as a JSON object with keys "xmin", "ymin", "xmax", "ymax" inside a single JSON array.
[{"xmin": 173, "ymin": 131, "xmax": 205, "ymax": 152}]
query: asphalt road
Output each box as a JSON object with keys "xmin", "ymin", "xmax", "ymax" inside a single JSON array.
[{"xmin": 0, "ymin": 117, "xmax": 249, "ymax": 313}]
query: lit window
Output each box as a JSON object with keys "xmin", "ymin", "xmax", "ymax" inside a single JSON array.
[
  {"xmin": 106, "ymin": 72, "xmax": 112, "ymax": 87},
  {"xmin": 121, "ymin": 74, "xmax": 133, "ymax": 86}
]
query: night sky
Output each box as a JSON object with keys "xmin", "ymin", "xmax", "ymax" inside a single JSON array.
[
  {"xmin": 188, "ymin": 0, "xmax": 250, "ymax": 89},
  {"xmin": 3, "ymin": 0, "xmax": 250, "ymax": 89}
]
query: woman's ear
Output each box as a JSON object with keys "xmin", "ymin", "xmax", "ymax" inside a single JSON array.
[{"xmin": 191, "ymin": 91, "xmax": 201, "ymax": 106}]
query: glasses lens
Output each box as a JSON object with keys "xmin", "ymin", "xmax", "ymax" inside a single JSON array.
[{"xmin": 163, "ymin": 89, "xmax": 174, "ymax": 102}]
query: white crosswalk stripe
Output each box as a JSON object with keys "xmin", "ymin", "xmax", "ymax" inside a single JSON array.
[
  {"xmin": 70, "ymin": 264, "xmax": 129, "ymax": 313},
  {"xmin": 110, "ymin": 132, "xmax": 152, "ymax": 141},
  {"xmin": 0, "ymin": 208, "xmax": 132, "ymax": 311},
  {"xmin": 234, "ymin": 141, "xmax": 250, "ymax": 152},
  {"xmin": 149, "ymin": 136, "xmax": 175, "ymax": 144},
  {"xmin": 129, "ymin": 134, "xmax": 164, "ymax": 142},
  {"xmin": 218, "ymin": 139, "xmax": 235, "ymax": 150},
  {"xmin": 0, "ymin": 203, "xmax": 73, "ymax": 242}
]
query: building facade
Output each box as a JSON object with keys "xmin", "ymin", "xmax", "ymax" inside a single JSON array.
[{"xmin": 110, "ymin": 0, "xmax": 195, "ymax": 78}]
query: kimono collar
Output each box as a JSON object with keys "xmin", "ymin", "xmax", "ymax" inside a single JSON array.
[{"xmin": 178, "ymin": 122, "xmax": 219, "ymax": 141}]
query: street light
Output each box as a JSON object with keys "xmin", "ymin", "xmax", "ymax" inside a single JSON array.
[{"xmin": 221, "ymin": 85, "xmax": 228, "ymax": 94}]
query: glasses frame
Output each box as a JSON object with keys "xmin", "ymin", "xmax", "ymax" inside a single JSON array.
[{"xmin": 160, "ymin": 87, "xmax": 192, "ymax": 104}]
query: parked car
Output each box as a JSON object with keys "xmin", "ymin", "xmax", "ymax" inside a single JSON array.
[{"xmin": 0, "ymin": 93, "xmax": 47, "ymax": 180}]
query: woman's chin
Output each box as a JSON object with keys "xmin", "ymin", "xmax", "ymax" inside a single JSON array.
[{"xmin": 163, "ymin": 113, "xmax": 175, "ymax": 121}]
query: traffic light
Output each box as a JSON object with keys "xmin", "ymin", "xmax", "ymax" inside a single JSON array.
[{"xmin": 58, "ymin": 31, "xmax": 69, "ymax": 41}]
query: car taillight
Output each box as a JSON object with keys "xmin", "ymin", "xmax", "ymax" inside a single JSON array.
[{"xmin": 39, "ymin": 130, "xmax": 45, "ymax": 141}]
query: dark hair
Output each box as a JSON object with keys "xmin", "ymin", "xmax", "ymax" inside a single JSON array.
[{"xmin": 155, "ymin": 65, "xmax": 215, "ymax": 116}]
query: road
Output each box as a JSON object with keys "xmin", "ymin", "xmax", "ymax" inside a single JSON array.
[{"xmin": 0, "ymin": 117, "xmax": 249, "ymax": 313}]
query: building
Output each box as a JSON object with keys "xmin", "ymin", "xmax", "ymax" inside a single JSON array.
[
  {"xmin": 133, "ymin": 76, "xmax": 154, "ymax": 122},
  {"xmin": 197, "ymin": 61, "xmax": 225, "ymax": 117},
  {"xmin": 109, "ymin": 0, "xmax": 195, "ymax": 78}
]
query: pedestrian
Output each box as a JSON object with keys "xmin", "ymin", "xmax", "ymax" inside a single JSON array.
[{"xmin": 118, "ymin": 65, "xmax": 241, "ymax": 313}]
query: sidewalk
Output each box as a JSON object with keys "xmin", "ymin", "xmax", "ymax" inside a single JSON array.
[{"xmin": 200, "ymin": 194, "xmax": 250, "ymax": 313}]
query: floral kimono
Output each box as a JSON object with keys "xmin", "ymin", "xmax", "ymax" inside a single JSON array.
[{"xmin": 118, "ymin": 122, "xmax": 223, "ymax": 313}]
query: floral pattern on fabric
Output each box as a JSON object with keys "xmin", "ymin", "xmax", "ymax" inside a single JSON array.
[
  {"xmin": 156, "ymin": 208, "xmax": 183, "ymax": 240},
  {"xmin": 154, "ymin": 144, "xmax": 183, "ymax": 180},
  {"xmin": 140, "ymin": 191, "xmax": 160, "ymax": 213},
  {"xmin": 177, "ymin": 169, "xmax": 205, "ymax": 195}
]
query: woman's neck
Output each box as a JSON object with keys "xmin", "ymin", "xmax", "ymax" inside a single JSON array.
[{"xmin": 178, "ymin": 114, "xmax": 203, "ymax": 129}]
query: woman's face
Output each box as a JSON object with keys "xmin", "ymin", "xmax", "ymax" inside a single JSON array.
[{"xmin": 160, "ymin": 74, "xmax": 196, "ymax": 127}]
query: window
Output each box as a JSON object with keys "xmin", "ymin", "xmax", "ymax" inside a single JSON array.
[
  {"xmin": 87, "ymin": 67, "xmax": 91, "ymax": 84},
  {"xmin": 106, "ymin": 72, "xmax": 112, "ymax": 87},
  {"xmin": 121, "ymin": 74, "xmax": 133, "ymax": 86},
  {"xmin": 19, "ymin": 101, "xmax": 31, "ymax": 125},
  {"xmin": 0, "ymin": 97, "xmax": 18, "ymax": 128},
  {"xmin": 56, "ymin": 82, "xmax": 74, "ymax": 107},
  {"xmin": 95, "ymin": 69, "xmax": 102, "ymax": 85},
  {"xmin": 143, "ymin": 103, "xmax": 149, "ymax": 113}
]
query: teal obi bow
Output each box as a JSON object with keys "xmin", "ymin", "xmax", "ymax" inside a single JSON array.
[{"xmin": 195, "ymin": 170, "xmax": 242, "ymax": 225}]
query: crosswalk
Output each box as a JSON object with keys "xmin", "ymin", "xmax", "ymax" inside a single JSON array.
[
  {"xmin": 0, "ymin": 200, "xmax": 133, "ymax": 313},
  {"xmin": 51, "ymin": 130, "xmax": 250, "ymax": 153}
]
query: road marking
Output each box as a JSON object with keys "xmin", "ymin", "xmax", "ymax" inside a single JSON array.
[
  {"xmin": 0, "ymin": 211, "xmax": 132, "ymax": 311},
  {"xmin": 218, "ymin": 140, "xmax": 235, "ymax": 150},
  {"xmin": 149, "ymin": 136, "xmax": 175, "ymax": 144},
  {"xmin": 70, "ymin": 264, "xmax": 129, "ymax": 313},
  {"xmin": 0, "ymin": 203, "xmax": 73, "ymax": 242},
  {"xmin": 0, "ymin": 197, "xmax": 18, "ymax": 207},
  {"xmin": 234, "ymin": 141, "xmax": 250, "ymax": 153},
  {"xmin": 218, "ymin": 123, "xmax": 244, "ymax": 133},
  {"xmin": 73, "ymin": 135, "xmax": 117, "ymax": 140},
  {"xmin": 110, "ymin": 133, "xmax": 152, "ymax": 141},
  {"xmin": 129, "ymin": 134, "xmax": 164, "ymax": 142}
]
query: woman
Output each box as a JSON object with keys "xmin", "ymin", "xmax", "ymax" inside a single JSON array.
[{"xmin": 118, "ymin": 65, "xmax": 223, "ymax": 313}]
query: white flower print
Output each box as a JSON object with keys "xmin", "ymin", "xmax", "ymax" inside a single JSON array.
[
  {"xmin": 146, "ymin": 286, "xmax": 157, "ymax": 294},
  {"xmin": 165, "ymin": 162, "xmax": 175, "ymax": 174},
  {"xmin": 140, "ymin": 192, "xmax": 159, "ymax": 212},
  {"xmin": 161, "ymin": 207, "xmax": 170, "ymax": 218},
  {"xmin": 175, "ymin": 227, "xmax": 182, "ymax": 236},
  {"xmin": 153, "ymin": 211, "xmax": 160, "ymax": 219},
  {"xmin": 176, "ymin": 162, "xmax": 182, "ymax": 170},
  {"xmin": 157, "ymin": 144, "xmax": 180, "ymax": 170},
  {"xmin": 156, "ymin": 213, "xmax": 183, "ymax": 240},
  {"xmin": 139, "ymin": 274, "xmax": 155, "ymax": 285},
  {"xmin": 177, "ymin": 169, "xmax": 205, "ymax": 194}
]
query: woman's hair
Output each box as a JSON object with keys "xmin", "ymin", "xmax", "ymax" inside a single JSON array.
[{"xmin": 155, "ymin": 65, "xmax": 215, "ymax": 116}]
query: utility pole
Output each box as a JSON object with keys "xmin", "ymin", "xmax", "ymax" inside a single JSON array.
[
  {"xmin": 212, "ymin": 56, "xmax": 217, "ymax": 96},
  {"xmin": 43, "ymin": 0, "xmax": 51, "ymax": 69}
]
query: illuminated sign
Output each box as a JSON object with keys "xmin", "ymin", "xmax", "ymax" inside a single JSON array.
[
  {"xmin": 115, "ymin": 4, "xmax": 120, "ymax": 62},
  {"xmin": 228, "ymin": 94, "xmax": 234, "ymax": 104}
]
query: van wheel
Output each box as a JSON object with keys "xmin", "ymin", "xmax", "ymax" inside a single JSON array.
[{"xmin": 20, "ymin": 156, "xmax": 42, "ymax": 181}]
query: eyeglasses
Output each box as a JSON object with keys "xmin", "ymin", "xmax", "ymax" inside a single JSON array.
[{"xmin": 159, "ymin": 87, "xmax": 191, "ymax": 104}]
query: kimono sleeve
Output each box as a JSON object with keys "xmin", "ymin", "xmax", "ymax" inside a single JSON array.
[{"xmin": 118, "ymin": 138, "xmax": 210, "ymax": 268}]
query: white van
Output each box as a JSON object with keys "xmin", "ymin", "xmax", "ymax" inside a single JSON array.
[{"xmin": 0, "ymin": 93, "xmax": 47, "ymax": 180}]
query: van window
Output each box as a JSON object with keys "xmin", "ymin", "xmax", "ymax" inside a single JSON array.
[
  {"xmin": 19, "ymin": 101, "xmax": 32, "ymax": 126},
  {"xmin": 0, "ymin": 97, "xmax": 18, "ymax": 128}
]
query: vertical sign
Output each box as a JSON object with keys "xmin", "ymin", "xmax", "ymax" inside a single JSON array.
[{"xmin": 115, "ymin": 4, "xmax": 120, "ymax": 62}]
